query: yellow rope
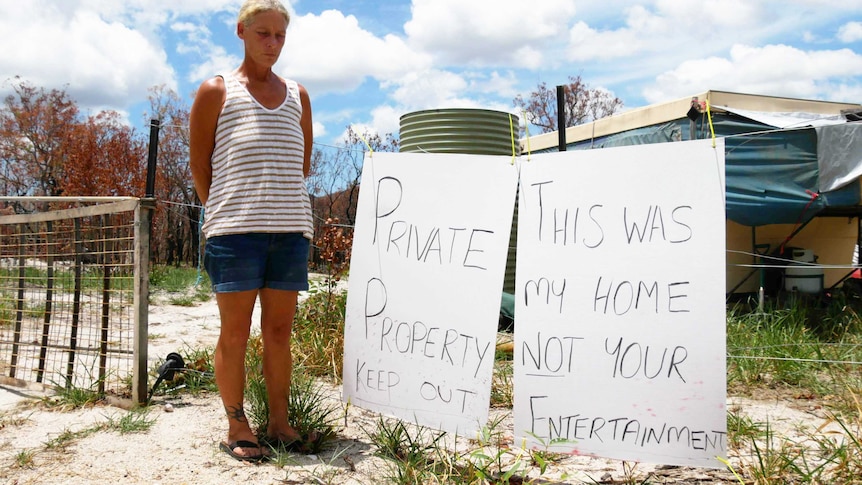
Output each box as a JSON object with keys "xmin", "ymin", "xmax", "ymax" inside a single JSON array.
[
  {"xmin": 359, "ymin": 133, "xmax": 374, "ymax": 157},
  {"xmin": 715, "ymin": 456, "xmax": 745, "ymax": 484},
  {"xmin": 706, "ymin": 100, "xmax": 717, "ymax": 148}
]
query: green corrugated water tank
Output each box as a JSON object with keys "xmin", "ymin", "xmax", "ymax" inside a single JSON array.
[
  {"xmin": 399, "ymin": 108, "xmax": 520, "ymax": 297},
  {"xmin": 399, "ymin": 108, "xmax": 519, "ymax": 155}
]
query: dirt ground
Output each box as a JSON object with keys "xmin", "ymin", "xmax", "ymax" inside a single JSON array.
[{"xmin": 0, "ymin": 293, "xmax": 842, "ymax": 484}]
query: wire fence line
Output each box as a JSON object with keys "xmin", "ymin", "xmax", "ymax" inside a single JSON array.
[
  {"xmin": 0, "ymin": 197, "xmax": 151, "ymax": 403},
  {"xmin": 1, "ymin": 195, "xmax": 859, "ymax": 398},
  {"xmin": 148, "ymin": 199, "xmax": 862, "ymax": 274},
  {"xmin": 727, "ymin": 354, "xmax": 862, "ymax": 366}
]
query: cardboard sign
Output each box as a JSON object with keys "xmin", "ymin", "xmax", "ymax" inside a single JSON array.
[
  {"xmin": 342, "ymin": 152, "xmax": 519, "ymax": 434},
  {"xmin": 513, "ymin": 139, "xmax": 727, "ymax": 467}
]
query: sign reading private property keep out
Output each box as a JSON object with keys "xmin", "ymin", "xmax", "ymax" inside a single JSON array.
[
  {"xmin": 342, "ymin": 152, "xmax": 518, "ymax": 434},
  {"xmin": 513, "ymin": 139, "xmax": 727, "ymax": 468}
]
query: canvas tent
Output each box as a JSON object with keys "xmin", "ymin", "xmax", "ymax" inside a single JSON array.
[{"xmin": 523, "ymin": 90, "xmax": 862, "ymax": 296}]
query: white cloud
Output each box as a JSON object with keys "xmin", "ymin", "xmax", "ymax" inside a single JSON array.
[
  {"xmin": 276, "ymin": 10, "xmax": 430, "ymax": 95},
  {"xmin": 172, "ymin": 21, "xmax": 212, "ymax": 55},
  {"xmin": 567, "ymin": 21, "xmax": 641, "ymax": 62},
  {"xmin": 642, "ymin": 44, "xmax": 862, "ymax": 103},
  {"xmin": 0, "ymin": 2, "xmax": 176, "ymax": 112},
  {"xmin": 0, "ymin": 1, "xmax": 251, "ymax": 114},
  {"xmin": 827, "ymin": 82, "xmax": 862, "ymax": 103},
  {"xmin": 186, "ymin": 47, "xmax": 241, "ymax": 87},
  {"xmin": 85, "ymin": 0, "xmax": 239, "ymax": 26},
  {"xmin": 381, "ymin": 69, "xmax": 511, "ymax": 110},
  {"xmin": 172, "ymin": 18, "xmax": 241, "ymax": 85},
  {"xmin": 838, "ymin": 22, "xmax": 862, "ymax": 43},
  {"xmin": 471, "ymin": 71, "xmax": 520, "ymax": 99},
  {"xmin": 312, "ymin": 120, "xmax": 327, "ymax": 138},
  {"xmin": 1, "ymin": 0, "xmax": 860, "ymax": 141},
  {"xmin": 651, "ymin": 0, "xmax": 763, "ymax": 30},
  {"xmin": 404, "ymin": 0, "xmax": 577, "ymax": 66},
  {"xmin": 385, "ymin": 69, "xmax": 469, "ymax": 109},
  {"xmin": 566, "ymin": 2, "xmax": 767, "ymax": 63},
  {"xmin": 370, "ymin": 105, "xmax": 404, "ymax": 138},
  {"xmin": 358, "ymin": 68, "xmax": 520, "ymax": 136},
  {"xmin": 348, "ymin": 105, "xmax": 403, "ymax": 141}
]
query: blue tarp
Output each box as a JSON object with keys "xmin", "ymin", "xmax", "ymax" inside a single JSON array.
[{"xmin": 553, "ymin": 112, "xmax": 862, "ymax": 227}]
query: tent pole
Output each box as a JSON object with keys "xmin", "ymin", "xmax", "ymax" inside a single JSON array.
[
  {"xmin": 727, "ymin": 267, "xmax": 759, "ymax": 298},
  {"xmin": 726, "ymin": 227, "xmax": 767, "ymax": 301},
  {"xmin": 755, "ymin": 226, "xmax": 765, "ymax": 312}
]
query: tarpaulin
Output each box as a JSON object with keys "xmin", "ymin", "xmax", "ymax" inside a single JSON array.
[{"xmin": 551, "ymin": 110, "xmax": 862, "ymax": 227}]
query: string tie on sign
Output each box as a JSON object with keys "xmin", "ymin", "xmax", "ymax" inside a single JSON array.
[
  {"xmin": 705, "ymin": 100, "xmax": 716, "ymax": 147},
  {"xmin": 359, "ymin": 133, "xmax": 374, "ymax": 160}
]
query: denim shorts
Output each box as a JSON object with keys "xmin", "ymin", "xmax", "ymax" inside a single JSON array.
[{"xmin": 204, "ymin": 233, "xmax": 310, "ymax": 293}]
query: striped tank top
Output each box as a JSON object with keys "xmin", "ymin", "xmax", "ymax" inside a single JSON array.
[{"xmin": 202, "ymin": 73, "xmax": 313, "ymax": 239}]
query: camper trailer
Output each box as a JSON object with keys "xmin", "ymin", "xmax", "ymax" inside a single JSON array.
[{"xmin": 522, "ymin": 90, "xmax": 862, "ymax": 298}]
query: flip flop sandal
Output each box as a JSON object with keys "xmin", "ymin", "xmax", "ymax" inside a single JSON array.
[{"xmin": 219, "ymin": 440, "xmax": 268, "ymax": 462}]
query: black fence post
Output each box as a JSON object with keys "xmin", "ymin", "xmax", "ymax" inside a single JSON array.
[
  {"xmin": 557, "ymin": 85, "xmax": 567, "ymax": 151},
  {"xmin": 146, "ymin": 119, "xmax": 160, "ymax": 198}
]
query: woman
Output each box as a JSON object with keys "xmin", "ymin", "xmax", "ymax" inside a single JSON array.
[{"xmin": 189, "ymin": 0, "xmax": 313, "ymax": 462}]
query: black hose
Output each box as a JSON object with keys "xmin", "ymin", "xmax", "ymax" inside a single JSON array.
[{"xmin": 147, "ymin": 352, "xmax": 185, "ymax": 405}]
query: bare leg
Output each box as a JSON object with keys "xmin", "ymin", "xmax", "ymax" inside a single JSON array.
[
  {"xmin": 214, "ymin": 289, "xmax": 262, "ymax": 457},
  {"xmin": 259, "ymin": 287, "xmax": 301, "ymax": 442}
]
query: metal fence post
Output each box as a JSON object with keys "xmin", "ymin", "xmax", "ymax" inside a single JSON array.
[{"xmin": 132, "ymin": 198, "xmax": 155, "ymax": 404}]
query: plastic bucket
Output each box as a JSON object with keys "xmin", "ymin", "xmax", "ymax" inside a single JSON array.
[{"xmin": 784, "ymin": 248, "xmax": 823, "ymax": 293}]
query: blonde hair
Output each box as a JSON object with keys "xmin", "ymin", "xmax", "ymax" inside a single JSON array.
[{"xmin": 237, "ymin": 0, "xmax": 290, "ymax": 28}]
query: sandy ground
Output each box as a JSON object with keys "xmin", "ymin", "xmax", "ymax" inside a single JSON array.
[{"xmin": 0, "ymin": 291, "xmax": 845, "ymax": 485}]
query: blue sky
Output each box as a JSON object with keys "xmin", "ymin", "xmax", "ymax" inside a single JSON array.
[{"xmin": 2, "ymin": 0, "xmax": 862, "ymax": 148}]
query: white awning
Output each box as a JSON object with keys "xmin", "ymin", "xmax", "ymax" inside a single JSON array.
[
  {"xmin": 817, "ymin": 123, "xmax": 862, "ymax": 193},
  {"xmin": 716, "ymin": 106, "xmax": 847, "ymax": 129}
]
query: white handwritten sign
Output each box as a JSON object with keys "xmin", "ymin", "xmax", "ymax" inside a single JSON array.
[
  {"xmin": 342, "ymin": 152, "xmax": 519, "ymax": 434},
  {"xmin": 513, "ymin": 139, "xmax": 728, "ymax": 468}
]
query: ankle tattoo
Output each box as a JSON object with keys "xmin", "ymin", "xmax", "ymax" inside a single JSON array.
[{"xmin": 224, "ymin": 404, "xmax": 248, "ymax": 423}]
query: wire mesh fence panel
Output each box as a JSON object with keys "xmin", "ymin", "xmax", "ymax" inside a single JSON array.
[{"xmin": 0, "ymin": 198, "xmax": 145, "ymax": 398}]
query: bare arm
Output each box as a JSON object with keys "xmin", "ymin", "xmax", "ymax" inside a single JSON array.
[
  {"xmin": 298, "ymin": 83, "xmax": 313, "ymax": 178},
  {"xmin": 189, "ymin": 77, "xmax": 226, "ymax": 205}
]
